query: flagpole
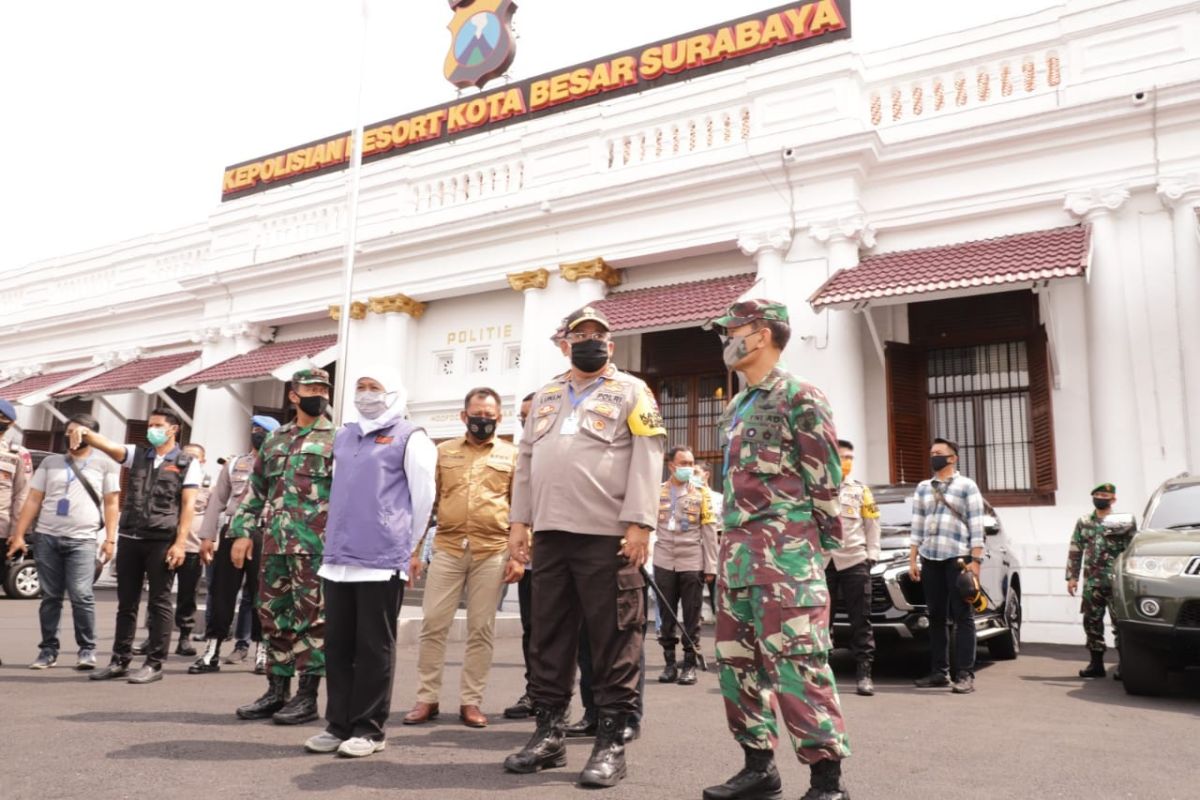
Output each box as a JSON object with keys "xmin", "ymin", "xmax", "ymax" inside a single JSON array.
[{"xmin": 332, "ymin": 0, "xmax": 370, "ymax": 426}]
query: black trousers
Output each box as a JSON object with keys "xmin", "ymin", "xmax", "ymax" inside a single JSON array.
[
  {"xmin": 826, "ymin": 561, "xmax": 875, "ymax": 666},
  {"xmin": 113, "ymin": 537, "xmax": 174, "ymax": 667},
  {"xmin": 922, "ymin": 557, "xmax": 976, "ymax": 678},
  {"xmin": 173, "ymin": 553, "xmax": 202, "ymax": 632},
  {"xmin": 578, "ymin": 616, "xmax": 646, "ymax": 723},
  {"xmin": 205, "ymin": 534, "xmax": 264, "ymax": 642},
  {"xmin": 653, "ymin": 566, "xmax": 704, "ymax": 656},
  {"xmin": 517, "ymin": 568, "xmax": 532, "ymax": 691},
  {"xmin": 529, "ymin": 531, "xmax": 644, "ymax": 715},
  {"xmin": 323, "ymin": 575, "xmax": 405, "ymax": 741}
]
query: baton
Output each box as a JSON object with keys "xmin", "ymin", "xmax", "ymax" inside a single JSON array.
[{"xmin": 639, "ymin": 565, "xmax": 708, "ymax": 672}]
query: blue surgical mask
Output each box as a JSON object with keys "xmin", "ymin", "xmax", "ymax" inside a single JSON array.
[{"xmin": 674, "ymin": 466, "xmax": 694, "ymax": 484}]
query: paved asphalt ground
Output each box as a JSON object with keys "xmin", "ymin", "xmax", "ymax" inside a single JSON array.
[{"xmin": 1, "ymin": 591, "xmax": 1197, "ymax": 800}]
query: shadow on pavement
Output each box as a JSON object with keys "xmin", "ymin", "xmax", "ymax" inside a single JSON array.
[
  {"xmin": 398, "ymin": 726, "xmax": 531, "ymax": 752},
  {"xmin": 292, "ymin": 758, "xmax": 579, "ymax": 793},
  {"xmin": 107, "ymin": 739, "xmax": 310, "ymax": 761},
  {"xmin": 61, "ymin": 710, "xmax": 250, "ymax": 727}
]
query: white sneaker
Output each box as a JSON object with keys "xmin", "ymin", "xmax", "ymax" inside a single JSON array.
[
  {"xmin": 304, "ymin": 732, "xmax": 344, "ymax": 754},
  {"xmin": 337, "ymin": 737, "xmax": 386, "ymax": 758}
]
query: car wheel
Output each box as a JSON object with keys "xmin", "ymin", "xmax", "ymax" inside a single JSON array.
[
  {"xmin": 4, "ymin": 561, "xmax": 41, "ymax": 600},
  {"xmin": 1119, "ymin": 641, "xmax": 1168, "ymax": 696},
  {"xmin": 986, "ymin": 588, "xmax": 1021, "ymax": 660}
]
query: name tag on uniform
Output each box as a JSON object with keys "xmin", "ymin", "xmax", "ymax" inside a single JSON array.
[
  {"xmin": 375, "ymin": 435, "xmax": 394, "ymax": 445},
  {"xmin": 56, "ymin": 498, "xmax": 71, "ymax": 516},
  {"xmin": 560, "ymin": 413, "xmax": 579, "ymax": 436}
]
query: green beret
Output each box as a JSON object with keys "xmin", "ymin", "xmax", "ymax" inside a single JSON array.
[{"xmin": 1091, "ymin": 483, "xmax": 1116, "ymax": 495}]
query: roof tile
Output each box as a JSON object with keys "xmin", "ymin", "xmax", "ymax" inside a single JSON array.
[
  {"xmin": 0, "ymin": 368, "xmax": 90, "ymax": 401},
  {"xmin": 178, "ymin": 336, "xmax": 337, "ymax": 387},
  {"xmin": 53, "ymin": 351, "xmax": 201, "ymax": 397},
  {"xmin": 594, "ymin": 273, "xmax": 757, "ymax": 332}
]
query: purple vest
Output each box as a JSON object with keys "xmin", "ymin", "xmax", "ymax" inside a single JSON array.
[{"xmin": 324, "ymin": 419, "xmax": 417, "ymax": 571}]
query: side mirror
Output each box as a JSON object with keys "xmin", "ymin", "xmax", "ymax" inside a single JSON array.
[
  {"xmin": 982, "ymin": 514, "xmax": 1000, "ymax": 536},
  {"xmin": 1103, "ymin": 513, "xmax": 1137, "ymax": 533}
]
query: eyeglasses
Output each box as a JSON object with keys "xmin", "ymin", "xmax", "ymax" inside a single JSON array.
[{"xmin": 565, "ymin": 332, "xmax": 610, "ymax": 343}]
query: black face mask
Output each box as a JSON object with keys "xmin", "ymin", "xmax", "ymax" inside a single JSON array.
[
  {"xmin": 1092, "ymin": 497, "xmax": 1112, "ymax": 511},
  {"xmin": 570, "ymin": 339, "xmax": 609, "ymax": 373},
  {"xmin": 297, "ymin": 395, "xmax": 329, "ymax": 418},
  {"xmin": 467, "ymin": 416, "xmax": 498, "ymax": 441},
  {"xmin": 931, "ymin": 455, "xmax": 952, "ymax": 472},
  {"xmin": 250, "ymin": 431, "xmax": 267, "ymax": 450}
]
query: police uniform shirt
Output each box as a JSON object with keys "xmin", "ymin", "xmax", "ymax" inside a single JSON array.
[
  {"xmin": 654, "ymin": 479, "xmax": 718, "ymax": 573},
  {"xmin": 830, "ymin": 479, "xmax": 881, "ymax": 570},
  {"xmin": 198, "ymin": 453, "xmax": 257, "ymax": 543},
  {"xmin": 0, "ymin": 439, "xmax": 32, "ymax": 538}
]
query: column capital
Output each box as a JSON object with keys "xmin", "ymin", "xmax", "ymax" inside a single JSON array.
[
  {"xmin": 1157, "ymin": 175, "xmax": 1200, "ymax": 209},
  {"xmin": 217, "ymin": 321, "xmax": 274, "ymax": 343},
  {"xmin": 367, "ymin": 293, "xmax": 426, "ymax": 318},
  {"xmin": 188, "ymin": 327, "xmax": 222, "ymax": 345},
  {"xmin": 1064, "ymin": 186, "xmax": 1130, "ymax": 219},
  {"xmin": 329, "ymin": 302, "xmax": 367, "ymax": 321},
  {"xmin": 507, "ymin": 268, "xmax": 550, "ymax": 292},
  {"xmin": 807, "ymin": 216, "xmax": 876, "ymax": 248},
  {"xmin": 559, "ymin": 258, "xmax": 621, "ymax": 287},
  {"xmin": 737, "ymin": 228, "xmax": 793, "ymax": 258}
]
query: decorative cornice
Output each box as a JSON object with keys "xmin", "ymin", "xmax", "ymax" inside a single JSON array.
[
  {"xmin": 506, "ymin": 268, "xmax": 550, "ymax": 292},
  {"xmin": 559, "ymin": 258, "xmax": 621, "ymax": 287},
  {"xmin": 368, "ymin": 293, "xmax": 427, "ymax": 318},
  {"xmin": 1157, "ymin": 175, "xmax": 1200, "ymax": 209},
  {"xmin": 189, "ymin": 327, "xmax": 222, "ymax": 345},
  {"xmin": 328, "ymin": 301, "xmax": 368, "ymax": 321},
  {"xmin": 737, "ymin": 228, "xmax": 793, "ymax": 257},
  {"xmin": 90, "ymin": 348, "xmax": 143, "ymax": 369},
  {"xmin": 1064, "ymin": 187, "xmax": 1130, "ymax": 220},
  {"xmin": 807, "ymin": 217, "xmax": 876, "ymax": 249},
  {"xmin": 218, "ymin": 321, "xmax": 274, "ymax": 342}
]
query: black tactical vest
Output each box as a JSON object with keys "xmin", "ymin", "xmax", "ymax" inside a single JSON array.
[{"xmin": 119, "ymin": 448, "xmax": 193, "ymax": 538}]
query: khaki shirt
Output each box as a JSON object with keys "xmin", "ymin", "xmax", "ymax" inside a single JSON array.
[
  {"xmin": 0, "ymin": 439, "xmax": 33, "ymax": 539},
  {"xmin": 430, "ymin": 435, "xmax": 517, "ymax": 560},
  {"xmin": 186, "ymin": 479, "xmax": 212, "ymax": 553},
  {"xmin": 830, "ymin": 479, "xmax": 881, "ymax": 570},
  {"xmin": 199, "ymin": 453, "xmax": 256, "ymax": 542},
  {"xmin": 654, "ymin": 480, "xmax": 718, "ymax": 573},
  {"xmin": 511, "ymin": 365, "xmax": 666, "ymax": 537}
]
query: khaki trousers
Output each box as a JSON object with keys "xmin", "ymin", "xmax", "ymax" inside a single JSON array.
[{"xmin": 416, "ymin": 545, "xmax": 507, "ymax": 706}]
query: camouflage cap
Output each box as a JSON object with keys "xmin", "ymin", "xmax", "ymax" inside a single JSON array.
[
  {"xmin": 292, "ymin": 368, "xmax": 333, "ymax": 387},
  {"xmin": 707, "ymin": 298, "xmax": 790, "ymax": 331},
  {"xmin": 564, "ymin": 305, "xmax": 611, "ymax": 332},
  {"xmin": 1092, "ymin": 482, "xmax": 1116, "ymax": 495}
]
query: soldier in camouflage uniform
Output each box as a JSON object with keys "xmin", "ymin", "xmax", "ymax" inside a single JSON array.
[
  {"xmin": 229, "ymin": 369, "xmax": 335, "ymax": 725},
  {"xmin": 703, "ymin": 300, "xmax": 851, "ymax": 800},
  {"xmin": 1066, "ymin": 482, "xmax": 1135, "ymax": 680}
]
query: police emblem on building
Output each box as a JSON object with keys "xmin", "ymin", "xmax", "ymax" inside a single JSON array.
[{"xmin": 444, "ymin": 0, "xmax": 518, "ymax": 90}]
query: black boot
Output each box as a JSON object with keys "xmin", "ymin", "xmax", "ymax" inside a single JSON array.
[
  {"xmin": 503, "ymin": 705, "xmax": 568, "ymax": 773},
  {"xmin": 577, "ymin": 710, "xmax": 628, "ymax": 788},
  {"xmin": 188, "ymin": 639, "xmax": 222, "ymax": 674},
  {"xmin": 800, "ymin": 759, "xmax": 849, "ymax": 800},
  {"xmin": 678, "ymin": 652, "xmax": 698, "ymax": 686},
  {"xmin": 503, "ymin": 693, "xmax": 534, "ymax": 719},
  {"xmin": 273, "ymin": 674, "xmax": 321, "ymax": 725},
  {"xmin": 1078, "ymin": 650, "xmax": 1106, "ymax": 678},
  {"xmin": 855, "ymin": 662, "xmax": 874, "ymax": 696},
  {"xmin": 564, "ymin": 710, "xmax": 598, "ymax": 738},
  {"xmin": 702, "ymin": 745, "xmax": 782, "ymax": 800},
  {"xmin": 658, "ymin": 650, "xmax": 679, "ymax": 683},
  {"xmin": 175, "ymin": 628, "xmax": 197, "ymax": 657},
  {"xmin": 236, "ymin": 674, "xmax": 291, "ymax": 720}
]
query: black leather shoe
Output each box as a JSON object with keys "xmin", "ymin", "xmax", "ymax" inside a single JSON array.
[
  {"xmin": 913, "ymin": 672, "xmax": 950, "ymax": 688},
  {"xmin": 175, "ymin": 629, "xmax": 197, "ymax": 657},
  {"xmin": 127, "ymin": 663, "xmax": 163, "ymax": 684},
  {"xmin": 273, "ymin": 674, "xmax": 320, "ymax": 725},
  {"xmin": 1079, "ymin": 651, "xmax": 1106, "ymax": 678},
  {"xmin": 503, "ymin": 693, "xmax": 534, "ymax": 719},
  {"xmin": 855, "ymin": 663, "xmax": 875, "ymax": 696},
  {"xmin": 236, "ymin": 675, "xmax": 291, "ymax": 720},
  {"xmin": 503, "ymin": 706, "xmax": 568, "ymax": 773},
  {"xmin": 188, "ymin": 640, "xmax": 222, "ymax": 674},
  {"xmin": 702, "ymin": 745, "xmax": 782, "ymax": 800},
  {"xmin": 577, "ymin": 711, "xmax": 627, "ymax": 788},
  {"xmin": 564, "ymin": 712, "xmax": 597, "ymax": 738},
  {"xmin": 131, "ymin": 638, "xmax": 150, "ymax": 656},
  {"xmin": 800, "ymin": 759, "xmax": 849, "ymax": 800},
  {"xmin": 89, "ymin": 659, "xmax": 131, "ymax": 681}
]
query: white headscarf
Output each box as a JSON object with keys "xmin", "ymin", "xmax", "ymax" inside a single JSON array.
[{"xmin": 351, "ymin": 363, "xmax": 408, "ymax": 436}]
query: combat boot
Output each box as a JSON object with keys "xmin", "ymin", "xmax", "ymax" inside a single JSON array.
[
  {"xmin": 702, "ymin": 745, "xmax": 782, "ymax": 800},
  {"xmin": 658, "ymin": 649, "xmax": 679, "ymax": 683},
  {"xmin": 1078, "ymin": 650, "xmax": 1106, "ymax": 678},
  {"xmin": 800, "ymin": 759, "xmax": 849, "ymax": 800},
  {"xmin": 855, "ymin": 663, "xmax": 874, "ymax": 696},
  {"xmin": 578, "ymin": 710, "xmax": 628, "ymax": 788},
  {"xmin": 273, "ymin": 674, "xmax": 321, "ymax": 725},
  {"xmin": 236, "ymin": 674, "xmax": 291, "ymax": 720},
  {"xmin": 175, "ymin": 628, "xmax": 197, "ymax": 657},
  {"xmin": 188, "ymin": 639, "xmax": 222, "ymax": 674},
  {"xmin": 678, "ymin": 652, "xmax": 698, "ymax": 686},
  {"xmin": 504, "ymin": 705, "xmax": 568, "ymax": 773}
]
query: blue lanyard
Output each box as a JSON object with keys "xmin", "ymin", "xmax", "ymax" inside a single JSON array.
[
  {"xmin": 567, "ymin": 377, "xmax": 606, "ymax": 412},
  {"xmin": 721, "ymin": 390, "xmax": 761, "ymax": 479}
]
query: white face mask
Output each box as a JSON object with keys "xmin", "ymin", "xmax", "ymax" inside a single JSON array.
[{"xmin": 354, "ymin": 390, "xmax": 393, "ymax": 420}]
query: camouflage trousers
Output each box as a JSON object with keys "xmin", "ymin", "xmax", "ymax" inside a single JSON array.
[
  {"xmin": 258, "ymin": 554, "xmax": 325, "ymax": 678},
  {"xmin": 1080, "ymin": 579, "xmax": 1118, "ymax": 654},
  {"xmin": 715, "ymin": 582, "xmax": 851, "ymax": 764}
]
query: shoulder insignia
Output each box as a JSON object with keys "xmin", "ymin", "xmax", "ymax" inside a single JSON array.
[{"xmin": 627, "ymin": 385, "xmax": 666, "ymax": 438}]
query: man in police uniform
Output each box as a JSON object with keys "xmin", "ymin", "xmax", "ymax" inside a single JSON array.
[
  {"xmin": 229, "ymin": 369, "xmax": 335, "ymax": 725},
  {"xmin": 704, "ymin": 300, "xmax": 851, "ymax": 800},
  {"xmin": 0, "ymin": 397, "xmax": 32, "ymax": 667},
  {"xmin": 504, "ymin": 306, "xmax": 665, "ymax": 788}
]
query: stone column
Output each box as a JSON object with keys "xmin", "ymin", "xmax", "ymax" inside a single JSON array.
[
  {"xmin": 807, "ymin": 217, "xmax": 876, "ymax": 478},
  {"xmin": 1066, "ymin": 187, "xmax": 1144, "ymax": 495},
  {"xmin": 190, "ymin": 322, "xmax": 271, "ymax": 460},
  {"xmin": 737, "ymin": 229, "xmax": 792, "ymax": 299},
  {"xmin": 559, "ymin": 258, "xmax": 621, "ymax": 307},
  {"xmin": 1158, "ymin": 176, "xmax": 1200, "ymax": 471},
  {"xmin": 508, "ymin": 269, "xmax": 556, "ymax": 400},
  {"xmin": 368, "ymin": 293, "xmax": 426, "ymax": 410}
]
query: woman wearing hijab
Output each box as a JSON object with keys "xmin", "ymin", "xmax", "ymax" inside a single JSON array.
[{"xmin": 304, "ymin": 365, "xmax": 437, "ymax": 758}]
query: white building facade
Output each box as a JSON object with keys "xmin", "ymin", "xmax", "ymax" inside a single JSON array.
[{"xmin": 2, "ymin": 0, "xmax": 1199, "ymax": 644}]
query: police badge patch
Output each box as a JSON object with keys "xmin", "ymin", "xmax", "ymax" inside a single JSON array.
[{"xmin": 444, "ymin": 0, "xmax": 519, "ymax": 90}]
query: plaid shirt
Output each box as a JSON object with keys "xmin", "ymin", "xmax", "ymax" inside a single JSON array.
[{"xmin": 909, "ymin": 472, "xmax": 985, "ymax": 561}]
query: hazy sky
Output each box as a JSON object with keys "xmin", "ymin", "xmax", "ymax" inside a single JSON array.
[{"xmin": 0, "ymin": 0, "xmax": 1057, "ymax": 272}]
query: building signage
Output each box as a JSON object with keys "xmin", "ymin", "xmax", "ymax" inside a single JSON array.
[{"xmin": 221, "ymin": 0, "xmax": 851, "ymax": 201}]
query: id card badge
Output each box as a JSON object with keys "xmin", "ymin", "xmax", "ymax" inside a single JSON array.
[
  {"xmin": 560, "ymin": 413, "xmax": 580, "ymax": 436},
  {"xmin": 56, "ymin": 498, "xmax": 71, "ymax": 516},
  {"xmin": 668, "ymin": 516, "xmax": 677, "ymax": 532}
]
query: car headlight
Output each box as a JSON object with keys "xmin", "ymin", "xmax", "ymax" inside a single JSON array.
[{"xmin": 1124, "ymin": 556, "xmax": 1189, "ymax": 579}]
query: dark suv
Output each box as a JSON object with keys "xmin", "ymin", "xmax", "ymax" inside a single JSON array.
[{"xmin": 831, "ymin": 484, "xmax": 1023, "ymax": 660}]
